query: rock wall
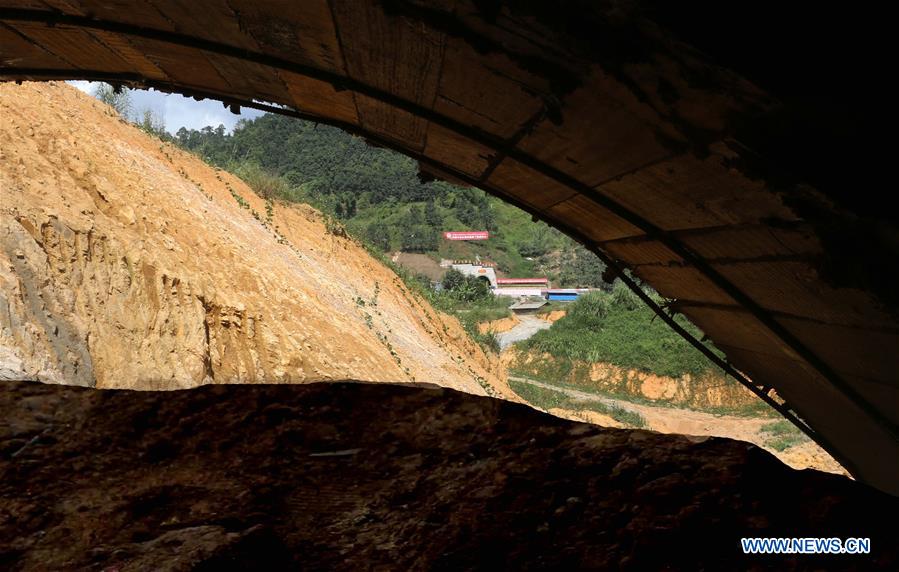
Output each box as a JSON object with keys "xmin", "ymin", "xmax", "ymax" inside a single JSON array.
[{"xmin": 0, "ymin": 82, "xmax": 506, "ymax": 395}]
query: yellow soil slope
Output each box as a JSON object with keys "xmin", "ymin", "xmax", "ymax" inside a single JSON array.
[{"xmin": 0, "ymin": 82, "xmax": 506, "ymax": 395}]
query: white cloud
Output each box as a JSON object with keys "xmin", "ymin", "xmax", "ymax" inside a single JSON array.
[{"xmin": 67, "ymin": 81, "xmax": 264, "ymax": 133}]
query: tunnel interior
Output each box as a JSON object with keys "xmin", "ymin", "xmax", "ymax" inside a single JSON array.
[{"xmin": 0, "ymin": 0, "xmax": 897, "ymax": 497}]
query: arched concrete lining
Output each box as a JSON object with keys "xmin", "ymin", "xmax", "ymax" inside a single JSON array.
[{"xmin": 1, "ymin": 1, "xmax": 897, "ymax": 494}]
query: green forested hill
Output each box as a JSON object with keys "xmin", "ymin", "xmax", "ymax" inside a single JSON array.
[{"xmin": 173, "ymin": 114, "xmax": 604, "ymax": 284}]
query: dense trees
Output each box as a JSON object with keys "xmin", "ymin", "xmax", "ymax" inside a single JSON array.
[
  {"xmin": 453, "ymin": 188, "xmax": 495, "ymax": 231},
  {"xmin": 558, "ymin": 245, "xmax": 607, "ymax": 288},
  {"xmin": 364, "ymin": 222, "xmax": 392, "ymax": 252},
  {"xmin": 441, "ymin": 269, "xmax": 491, "ymax": 302},
  {"xmin": 424, "ymin": 199, "xmax": 442, "ymax": 227},
  {"xmin": 176, "ymin": 113, "xmax": 434, "ymax": 206}
]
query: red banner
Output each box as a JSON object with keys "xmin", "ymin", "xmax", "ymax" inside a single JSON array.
[
  {"xmin": 443, "ymin": 231, "xmax": 489, "ymax": 241},
  {"xmin": 496, "ymin": 277, "xmax": 548, "ymax": 284}
]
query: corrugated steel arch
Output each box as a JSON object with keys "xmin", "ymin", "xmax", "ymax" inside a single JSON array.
[{"xmin": 1, "ymin": 1, "xmax": 897, "ymax": 494}]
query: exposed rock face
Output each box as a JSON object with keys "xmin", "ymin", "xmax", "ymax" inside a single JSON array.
[
  {"xmin": 0, "ymin": 83, "xmax": 504, "ymax": 394},
  {"xmin": 2, "ymin": 379, "xmax": 897, "ymax": 570}
]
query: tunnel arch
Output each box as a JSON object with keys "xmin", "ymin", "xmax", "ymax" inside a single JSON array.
[{"xmin": 1, "ymin": 2, "xmax": 897, "ymax": 494}]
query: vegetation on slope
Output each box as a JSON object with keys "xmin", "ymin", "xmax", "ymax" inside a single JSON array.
[
  {"xmin": 171, "ymin": 113, "xmax": 728, "ymax": 368},
  {"xmin": 92, "ymin": 86, "xmax": 724, "ymax": 370},
  {"xmin": 761, "ymin": 420, "xmax": 806, "ymax": 451},
  {"xmin": 506, "ymin": 285, "xmax": 778, "ymax": 416},
  {"xmin": 509, "ymin": 378, "xmax": 647, "ymax": 428},
  {"xmin": 167, "ymin": 111, "xmax": 625, "ymax": 352},
  {"xmin": 350, "ymin": 243, "xmax": 507, "ymax": 353},
  {"xmin": 91, "ymin": 85, "xmax": 509, "ymax": 353},
  {"xmin": 514, "ymin": 283, "xmax": 724, "ymax": 378},
  {"xmin": 410, "ymin": 268, "xmax": 511, "ymax": 353}
]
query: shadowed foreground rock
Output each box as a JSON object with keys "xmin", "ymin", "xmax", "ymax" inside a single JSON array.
[
  {"xmin": 1, "ymin": 380, "xmax": 897, "ymax": 571},
  {"xmin": 4, "ymin": 1, "xmax": 899, "ymax": 494}
]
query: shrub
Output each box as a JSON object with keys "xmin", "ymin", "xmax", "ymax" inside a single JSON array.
[
  {"xmin": 567, "ymin": 290, "xmax": 610, "ymax": 328},
  {"xmin": 442, "ymin": 268, "xmax": 466, "ymax": 292},
  {"xmin": 517, "ymin": 289, "xmax": 724, "ymax": 378},
  {"xmin": 610, "ymin": 280, "xmax": 642, "ymax": 311},
  {"xmin": 136, "ymin": 108, "xmax": 168, "ymax": 139},
  {"xmin": 93, "ymin": 83, "xmax": 132, "ymax": 119},
  {"xmin": 473, "ymin": 330, "xmax": 500, "ymax": 353},
  {"xmin": 234, "ymin": 162, "xmax": 290, "ymax": 200},
  {"xmin": 442, "ymin": 269, "xmax": 491, "ymax": 302}
]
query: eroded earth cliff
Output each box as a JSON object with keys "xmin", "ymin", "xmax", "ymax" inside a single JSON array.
[{"xmin": 0, "ymin": 82, "xmax": 504, "ymax": 394}]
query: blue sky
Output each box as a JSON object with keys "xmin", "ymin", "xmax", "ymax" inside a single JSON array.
[{"xmin": 68, "ymin": 81, "xmax": 264, "ymax": 134}]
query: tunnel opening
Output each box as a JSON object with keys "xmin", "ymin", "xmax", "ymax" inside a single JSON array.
[
  {"xmin": 1, "ymin": 2, "xmax": 898, "ymax": 567},
  {"xmin": 1, "ymin": 78, "xmax": 844, "ymax": 476}
]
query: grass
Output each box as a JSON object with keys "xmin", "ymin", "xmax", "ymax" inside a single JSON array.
[
  {"xmin": 437, "ymin": 295, "xmax": 512, "ymax": 324},
  {"xmin": 509, "ymin": 378, "xmax": 647, "ymax": 429},
  {"xmin": 760, "ymin": 419, "xmax": 806, "ymax": 451},
  {"xmin": 607, "ymin": 407, "xmax": 648, "ymax": 428},
  {"xmin": 233, "ymin": 162, "xmax": 291, "ymax": 200},
  {"xmin": 700, "ymin": 402, "xmax": 778, "ymax": 418},
  {"xmin": 517, "ymin": 285, "xmax": 724, "ymax": 378}
]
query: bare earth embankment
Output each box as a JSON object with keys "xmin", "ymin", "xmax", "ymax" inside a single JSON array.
[{"xmin": 0, "ymin": 82, "xmax": 505, "ymax": 395}]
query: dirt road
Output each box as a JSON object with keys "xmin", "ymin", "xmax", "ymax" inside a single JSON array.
[
  {"xmin": 510, "ymin": 376, "xmax": 845, "ymax": 475},
  {"xmin": 496, "ymin": 315, "xmax": 553, "ymax": 349}
]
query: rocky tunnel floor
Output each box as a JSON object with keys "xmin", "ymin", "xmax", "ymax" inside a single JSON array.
[{"xmin": 1, "ymin": 380, "xmax": 896, "ymax": 571}]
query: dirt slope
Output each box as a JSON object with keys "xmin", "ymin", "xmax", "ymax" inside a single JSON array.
[{"xmin": 0, "ymin": 82, "xmax": 505, "ymax": 394}]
